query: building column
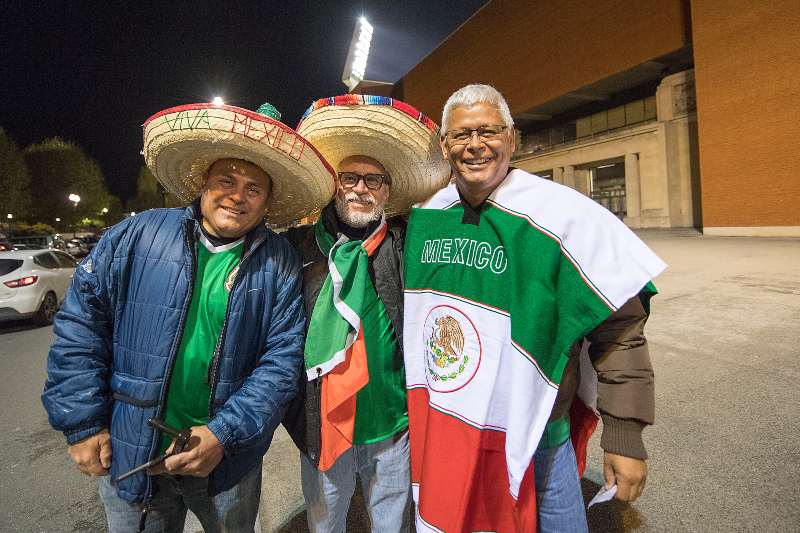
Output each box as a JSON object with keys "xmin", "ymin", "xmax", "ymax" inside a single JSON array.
[
  {"xmin": 563, "ymin": 165, "xmax": 576, "ymax": 189},
  {"xmin": 624, "ymin": 152, "xmax": 641, "ymax": 219},
  {"xmin": 575, "ymin": 169, "xmax": 591, "ymax": 196},
  {"xmin": 552, "ymin": 167, "xmax": 564, "ymax": 184}
]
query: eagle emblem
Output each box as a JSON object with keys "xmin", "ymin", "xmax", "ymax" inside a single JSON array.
[
  {"xmin": 423, "ymin": 305, "xmax": 481, "ymax": 392},
  {"xmin": 224, "ymin": 265, "xmax": 239, "ymax": 292},
  {"xmin": 428, "ymin": 316, "xmax": 465, "ymax": 368}
]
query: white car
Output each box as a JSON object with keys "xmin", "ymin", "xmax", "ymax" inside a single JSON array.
[{"xmin": 0, "ymin": 249, "xmax": 77, "ymax": 325}]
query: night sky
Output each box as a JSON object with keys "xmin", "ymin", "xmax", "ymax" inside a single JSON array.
[{"xmin": 1, "ymin": 1, "xmax": 486, "ymax": 202}]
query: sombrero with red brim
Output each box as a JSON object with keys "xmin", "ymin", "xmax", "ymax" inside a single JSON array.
[{"xmin": 143, "ymin": 102, "xmax": 335, "ymax": 226}]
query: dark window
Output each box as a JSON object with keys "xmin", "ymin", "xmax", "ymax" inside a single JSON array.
[
  {"xmin": 53, "ymin": 252, "xmax": 78, "ymax": 268},
  {"xmin": 33, "ymin": 253, "xmax": 59, "ymax": 269},
  {"xmin": 0, "ymin": 259, "xmax": 23, "ymax": 276}
]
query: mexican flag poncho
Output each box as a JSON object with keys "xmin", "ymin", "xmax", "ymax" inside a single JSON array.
[{"xmin": 403, "ymin": 169, "xmax": 666, "ymax": 532}]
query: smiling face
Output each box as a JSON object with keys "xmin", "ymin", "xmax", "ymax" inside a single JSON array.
[
  {"xmin": 440, "ymin": 102, "xmax": 515, "ymax": 205},
  {"xmin": 334, "ymin": 155, "xmax": 391, "ymax": 228},
  {"xmin": 199, "ymin": 158, "xmax": 271, "ymax": 238}
]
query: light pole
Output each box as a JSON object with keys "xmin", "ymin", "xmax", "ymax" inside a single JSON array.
[{"xmin": 68, "ymin": 194, "xmax": 81, "ymax": 237}]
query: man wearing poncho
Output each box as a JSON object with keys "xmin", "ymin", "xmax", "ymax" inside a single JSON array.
[
  {"xmin": 404, "ymin": 84, "xmax": 666, "ymax": 532},
  {"xmin": 282, "ymin": 95, "xmax": 449, "ymax": 532}
]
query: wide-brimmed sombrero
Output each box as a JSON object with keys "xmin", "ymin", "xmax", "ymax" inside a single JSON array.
[
  {"xmin": 296, "ymin": 95, "xmax": 450, "ymax": 216},
  {"xmin": 143, "ymin": 102, "xmax": 335, "ymax": 225}
]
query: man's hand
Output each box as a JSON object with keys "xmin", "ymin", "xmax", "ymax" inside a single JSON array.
[
  {"xmin": 68, "ymin": 429, "xmax": 112, "ymax": 476},
  {"xmin": 603, "ymin": 452, "xmax": 647, "ymax": 502},
  {"xmin": 156, "ymin": 425, "xmax": 224, "ymax": 477}
]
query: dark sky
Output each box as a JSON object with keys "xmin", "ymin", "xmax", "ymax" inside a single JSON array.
[{"xmin": 1, "ymin": 1, "xmax": 486, "ymax": 202}]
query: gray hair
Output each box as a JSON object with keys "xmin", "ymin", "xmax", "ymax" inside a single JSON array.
[{"xmin": 441, "ymin": 84, "xmax": 514, "ymax": 132}]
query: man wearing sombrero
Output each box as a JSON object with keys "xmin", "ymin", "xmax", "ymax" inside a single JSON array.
[
  {"xmin": 282, "ymin": 95, "xmax": 449, "ymax": 532},
  {"xmin": 42, "ymin": 102, "xmax": 333, "ymax": 532}
]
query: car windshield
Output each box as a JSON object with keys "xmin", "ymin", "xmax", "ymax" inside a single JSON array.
[
  {"xmin": 0, "ymin": 259, "xmax": 24, "ymax": 276},
  {"xmin": 14, "ymin": 237, "xmax": 47, "ymax": 245}
]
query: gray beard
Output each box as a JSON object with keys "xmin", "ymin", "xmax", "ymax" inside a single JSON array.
[{"xmin": 334, "ymin": 192, "xmax": 384, "ymax": 228}]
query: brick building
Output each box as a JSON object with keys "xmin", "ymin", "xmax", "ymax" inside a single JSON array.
[{"xmin": 361, "ymin": 0, "xmax": 800, "ymax": 236}]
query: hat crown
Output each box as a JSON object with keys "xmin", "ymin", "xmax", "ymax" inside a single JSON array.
[{"xmin": 255, "ymin": 102, "xmax": 281, "ymax": 122}]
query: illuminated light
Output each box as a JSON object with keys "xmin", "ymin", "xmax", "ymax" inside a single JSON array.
[
  {"xmin": 130, "ymin": 212, "xmax": 136, "ymax": 216},
  {"xmin": 68, "ymin": 193, "xmax": 81, "ymax": 205},
  {"xmin": 4, "ymin": 275, "xmax": 38, "ymax": 288},
  {"xmin": 342, "ymin": 17, "xmax": 374, "ymax": 91},
  {"xmin": 212, "ymin": 96, "xmax": 224, "ymax": 106},
  {"xmin": 6, "ymin": 213, "xmax": 12, "ymax": 219},
  {"xmin": 55, "ymin": 218, "xmax": 61, "ymax": 222}
]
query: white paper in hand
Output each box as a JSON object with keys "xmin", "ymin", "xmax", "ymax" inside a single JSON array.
[{"xmin": 588, "ymin": 484, "xmax": 617, "ymax": 508}]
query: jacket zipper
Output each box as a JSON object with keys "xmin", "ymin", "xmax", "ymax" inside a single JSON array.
[
  {"xmin": 141, "ymin": 218, "xmax": 198, "ymax": 514},
  {"xmin": 206, "ymin": 231, "xmax": 266, "ymax": 417}
]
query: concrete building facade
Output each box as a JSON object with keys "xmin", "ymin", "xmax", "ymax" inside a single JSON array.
[
  {"xmin": 513, "ymin": 70, "xmax": 699, "ymax": 229},
  {"xmin": 385, "ymin": 0, "xmax": 800, "ymax": 236}
]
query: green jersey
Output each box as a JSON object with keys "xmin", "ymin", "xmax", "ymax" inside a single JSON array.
[{"xmin": 159, "ymin": 233, "xmax": 243, "ymax": 453}]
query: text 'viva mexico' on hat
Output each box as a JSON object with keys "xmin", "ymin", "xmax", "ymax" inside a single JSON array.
[
  {"xmin": 296, "ymin": 95, "xmax": 450, "ymax": 216},
  {"xmin": 143, "ymin": 102, "xmax": 335, "ymax": 226}
]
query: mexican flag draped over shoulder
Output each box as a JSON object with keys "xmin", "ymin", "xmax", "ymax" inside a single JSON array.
[{"xmin": 403, "ymin": 169, "xmax": 666, "ymax": 532}]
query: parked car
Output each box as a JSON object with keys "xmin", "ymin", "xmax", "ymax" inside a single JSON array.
[
  {"xmin": 0, "ymin": 249, "xmax": 77, "ymax": 325},
  {"xmin": 66, "ymin": 238, "xmax": 89, "ymax": 257},
  {"xmin": 11, "ymin": 234, "xmax": 68, "ymax": 252},
  {"xmin": 0, "ymin": 239, "xmax": 12, "ymax": 252}
]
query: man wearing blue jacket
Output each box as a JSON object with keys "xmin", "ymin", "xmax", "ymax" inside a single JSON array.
[{"xmin": 42, "ymin": 102, "xmax": 335, "ymax": 532}]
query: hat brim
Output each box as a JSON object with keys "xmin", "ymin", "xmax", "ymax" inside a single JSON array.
[
  {"xmin": 143, "ymin": 104, "xmax": 335, "ymax": 226},
  {"xmin": 297, "ymin": 101, "xmax": 450, "ymax": 216}
]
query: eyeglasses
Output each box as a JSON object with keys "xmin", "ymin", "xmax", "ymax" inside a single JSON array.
[
  {"xmin": 337, "ymin": 172, "xmax": 391, "ymax": 190},
  {"xmin": 444, "ymin": 124, "xmax": 509, "ymax": 145}
]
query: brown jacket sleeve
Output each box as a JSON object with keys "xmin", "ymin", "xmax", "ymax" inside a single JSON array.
[{"xmin": 587, "ymin": 295, "xmax": 654, "ymax": 459}]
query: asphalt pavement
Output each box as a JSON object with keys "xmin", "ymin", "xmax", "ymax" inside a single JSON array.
[
  {"xmin": 0, "ymin": 322, "xmax": 107, "ymax": 532},
  {"xmin": 2, "ymin": 230, "xmax": 798, "ymax": 532}
]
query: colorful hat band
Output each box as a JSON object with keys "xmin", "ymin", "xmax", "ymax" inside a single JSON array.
[{"xmin": 299, "ymin": 95, "xmax": 440, "ymax": 135}]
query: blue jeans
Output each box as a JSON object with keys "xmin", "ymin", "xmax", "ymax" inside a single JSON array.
[
  {"xmin": 99, "ymin": 461, "xmax": 262, "ymax": 533},
  {"xmin": 534, "ymin": 440, "xmax": 588, "ymax": 533},
  {"xmin": 300, "ymin": 430, "xmax": 412, "ymax": 533}
]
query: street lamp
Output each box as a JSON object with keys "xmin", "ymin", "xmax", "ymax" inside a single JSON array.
[
  {"xmin": 55, "ymin": 217, "xmax": 61, "ymax": 222},
  {"xmin": 212, "ymin": 96, "xmax": 224, "ymax": 106},
  {"xmin": 67, "ymin": 194, "xmax": 81, "ymax": 236},
  {"xmin": 6, "ymin": 214, "xmax": 12, "ymax": 220},
  {"xmin": 101, "ymin": 207, "xmax": 108, "ymax": 214}
]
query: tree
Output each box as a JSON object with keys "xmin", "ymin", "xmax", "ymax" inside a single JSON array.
[
  {"xmin": 127, "ymin": 165, "xmax": 183, "ymax": 212},
  {"xmin": 103, "ymin": 194, "xmax": 126, "ymax": 226},
  {"xmin": 23, "ymin": 138, "xmax": 112, "ymax": 227},
  {"xmin": 0, "ymin": 128, "xmax": 32, "ymax": 221}
]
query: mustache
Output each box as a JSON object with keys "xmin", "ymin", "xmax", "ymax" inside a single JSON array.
[{"xmin": 344, "ymin": 191, "xmax": 375, "ymax": 205}]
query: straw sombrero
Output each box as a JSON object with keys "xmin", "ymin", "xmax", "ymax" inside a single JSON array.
[
  {"xmin": 143, "ymin": 102, "xmax": 335, "ymax": 226},
  {"xmin": 296, "ymin": 95, "xmax": 450, "ymax": 216}
]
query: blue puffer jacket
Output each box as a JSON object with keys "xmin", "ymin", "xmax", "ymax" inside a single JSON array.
[{"xmin": 42, "ymin": 204, "xmax": 305, "ymax": 503}]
